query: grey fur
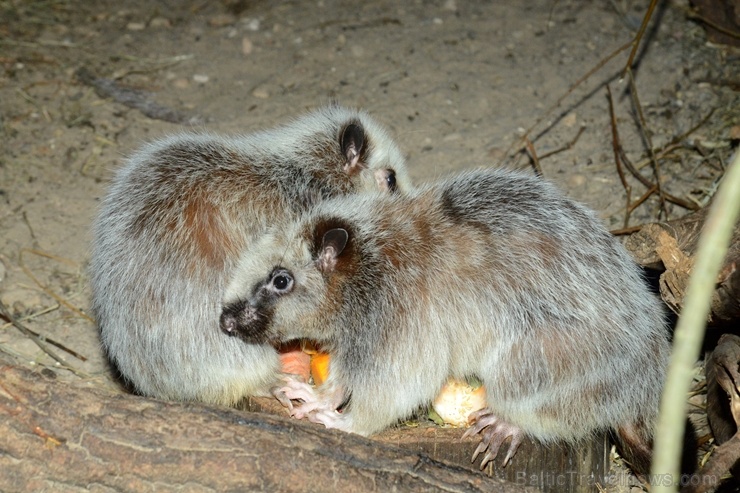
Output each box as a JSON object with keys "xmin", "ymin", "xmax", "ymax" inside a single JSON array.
[
  {"xmin": 89, "ymin": 105, "xmax": 411, "ymax": 406},
  {"xmin": 222, "ymin": 168, "xmax": 669, "ymax": 455}
]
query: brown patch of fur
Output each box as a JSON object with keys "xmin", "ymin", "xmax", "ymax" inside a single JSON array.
[{"xmin": 182, "ymin": 194, "xmax": 236, "ymax": 270}]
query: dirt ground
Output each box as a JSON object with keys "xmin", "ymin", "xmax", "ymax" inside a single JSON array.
[{"xmin": 0, "ymin": 0, "xmax": 738, "ymax": 489}]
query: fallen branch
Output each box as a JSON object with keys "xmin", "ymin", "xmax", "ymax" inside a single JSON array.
[{"xmin": 0, "ymin": 352, "xmax": 533, "ymax": 493}]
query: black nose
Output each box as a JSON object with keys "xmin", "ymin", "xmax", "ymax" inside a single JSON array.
[{"xmin": 220, "ymin": 310, "xmax": 238, "ymax": 335}]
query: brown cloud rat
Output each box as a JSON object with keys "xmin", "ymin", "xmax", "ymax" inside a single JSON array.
[
  {"xmin": 89, "ymin": 105, "xmax": 411, "ymax": 406},
  {"xmin": 220, "ymin": 168, "xmax": 670, "ymax": 470}
]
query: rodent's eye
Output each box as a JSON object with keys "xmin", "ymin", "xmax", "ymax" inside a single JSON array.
[
  {"xmin": 271, "ymin": 272, "xmax": 293, "ymax": 293},
  {"xmin": 385, "ymin": 170, "xmax": 397, "ymax": 193}
]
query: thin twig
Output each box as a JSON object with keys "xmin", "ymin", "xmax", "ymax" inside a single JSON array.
[
  {"xmin": 524, "ymin": 138, "xmax": 543, "ymax": 176},
  {"xmin": 623, "ymin": 0, "xmax": 660, "ymax": 72},
  {"xmin": 0, "ymin": 304, "xmax": 59, "ymax": 330},
  {"xmin": 626, "ymin": 68, "xmax": 668, "ymax": 218},
  {"xmin": 606, "ymin": 84, "xmax": 632, "ymax": 228},
  {"xmin": 19, "ymin": 249, "xmax": 94, "ymax": 323},
  {"xmin": 0, "ymin": 303, "xmax": 85, "ymax": 360},
  {"xmin": 609, "ymin": 225, "xmax": 644, "ymax": 236},
  {"xmin": 627, "ymin": 185, "xmax": 659, "ymax": 215},
  {"xmin": 538, "ymin": 126, "xmax": 586, "ymax": 160},
  {"xmin": 0, "ymin": 299, "xmax": 86, "ymax": 376},
  {"xmin": 686, "ymin": 10, "xmax": 740, "ymax": 40},
  {"xmin": 499, "ymin": 40, "xmax": 633, "ymax": 164},
  {"xmin": 635, "ymin": 109, "xmax": 716, "ymax": 171},
  {"xmin": 619, "ymin": 149, "xmax": 700, "ymax": 211}
]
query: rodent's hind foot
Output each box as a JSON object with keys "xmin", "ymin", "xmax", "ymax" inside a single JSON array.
[{"xmin": 462, "ymin": 408, "xmax": 525, "ymax": 470}]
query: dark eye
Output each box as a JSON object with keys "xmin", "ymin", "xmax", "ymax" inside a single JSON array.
[
  {"xmin": 271, "ymin": 272, "xmax": 293, "ymax": 293},
  {"xmin": 385, "ymin": 169, "xmax": 397, "ymax": 192}
]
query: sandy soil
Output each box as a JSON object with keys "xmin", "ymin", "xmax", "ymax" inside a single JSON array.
[{"xmin": 1, "ymin": 0, "xmax": 738, "ymax": 488}]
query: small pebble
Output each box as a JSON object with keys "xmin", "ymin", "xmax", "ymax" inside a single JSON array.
[
  {"xmin": 569, "ymin": 174, "xmax": 587, "ymax": 188},
  {"xmin": 149, "ymin": 17, "xmax": 171, "ymax": 28},
  {"xmin": 487, "ymin": 147, "xmax": 505, "ymax": 161},
  {"xmin": 126, "ymin": 22, "xmax": 146, "ymax": 31},
  {"xmin": 209, "ymin": 14, "xmax": 236, "ymax": 27},
  {"xmin": 252, "ymin": 86, "xmax": 270, "ymax": 99},
  {"xmin": 562, "ymin": 113, "xmax": 577, "ymax": 127},
  {"xmin": 242, "ymin": 18, "xmax": 260, "ymax": 31},
  {"xmin": 193, "ymin": 74, "xmax": 209, "ymax": 84},
  {"xmin": 172, "ymin": 78, "xmax": 190, "ymax": 89},
  {"xmin": 241, "ymin": 36, "xmax": 253, "ymax": 55}
]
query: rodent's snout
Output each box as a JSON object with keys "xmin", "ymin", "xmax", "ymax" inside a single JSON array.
[
  {"xmin": 219, "ymin": 299, "xmax": 274, "ymax": 344},
  {"xmin": 219, "ymin": 305, "xmax": 240, "ymax": 335}
]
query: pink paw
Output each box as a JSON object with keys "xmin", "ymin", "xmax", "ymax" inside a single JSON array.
[
  {"xmin": 462, "ymin": 408, "xmax": 525, "ymax": 470},
  {"xmin": 305, "ymin": 408, "xmax": 350, "ymax": 431},
  {"xmin": 274, "ymin": 377, "xmax": 345, "ymax": 421}
]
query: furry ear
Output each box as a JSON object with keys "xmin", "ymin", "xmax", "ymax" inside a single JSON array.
[
  {"xmin": 340, "ymin": 123, "xmax": 364, "ymax": 174},
  {"xmin": 317, "ymin": 228, "xmax": 349, "ymax": 273}
]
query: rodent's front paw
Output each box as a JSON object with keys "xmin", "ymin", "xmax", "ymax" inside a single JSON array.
[
  {"xmin": 274, "ymin": 378, "xmax": 335, "ymax": 419},
  {"xmin": 307, "ymin": 408, "xmax": 354, "ymax": 433}
]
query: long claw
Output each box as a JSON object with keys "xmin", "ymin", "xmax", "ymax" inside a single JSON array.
[
  {"xmin": 464, "ymin": 408, "xmax": 526, "ymax": 469},
  {"xmin": 502, "ymin": 433, "xmax": 524, "ymax": 467},
  {"xmin": 272, "ymin": 388, "xmax": 294, "ymax": 411},
  {"xmin": 471, "ymin": 439, "xmax": 488, "ymax": 463}
]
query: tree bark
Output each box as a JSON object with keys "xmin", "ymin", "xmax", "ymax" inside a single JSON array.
[{"xmin": 0, "ymin": 353, "xmax": 535, "ymax": 493}]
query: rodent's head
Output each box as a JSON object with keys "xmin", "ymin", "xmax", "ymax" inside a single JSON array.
[
  {"xmin": 220, "ymin": 214, "xmax": 359, "ymax": 347},
  {"xmin": 311, "ymin": 105, "xmax": 412, "ymax": 197}
]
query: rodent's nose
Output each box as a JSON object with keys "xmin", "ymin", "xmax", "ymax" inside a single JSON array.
[{"xmin": 219, "ymin": 309, "xmax": 238, "ymax": 335}]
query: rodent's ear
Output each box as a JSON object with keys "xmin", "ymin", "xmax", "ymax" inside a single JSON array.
[
  {"xmin": 340, "ymin": 122, "xmax": 365, "ymax": 174},
  {"xmin": 316, "ymin": 228, "xmax": 349, "ymax": 274}
]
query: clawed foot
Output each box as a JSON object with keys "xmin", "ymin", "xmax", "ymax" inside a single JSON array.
[
  {"xmin": 302, "ymin": 407, "xmax": 353, "ymax": 433},
  {"xmin": 273, "ymin": 376, "xmax": 331, "ymax": 418},
  {"xmin": 273, "ymin": 377, "xmax": 347, "ymax": 424},
  {"xmin": 462, "ymin": 408, "xmax": 525, "ymax": 470}
]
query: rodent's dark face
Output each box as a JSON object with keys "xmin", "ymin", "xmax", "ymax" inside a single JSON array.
[{"xmin": 220, "ymin": 267, "xmax": 295, "ymax": 344}]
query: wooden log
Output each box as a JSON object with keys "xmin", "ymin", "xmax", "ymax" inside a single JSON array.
[
  {"xmin": 247, "ymin": 398, "xmax": 611, "ymax": 493},
  {"xmin": 0, "ymin": 353, "xmax": 535, "ymax": 493}
]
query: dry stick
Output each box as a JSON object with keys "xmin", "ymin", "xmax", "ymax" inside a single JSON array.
[
  {"xmin": 635, "ymin": 109, "xmax": 716, "ymax": 171},
  {"xmin": 19, "ymin": 249, "xmax": 95, "ymax": 323},
  {"xmin": 0, "ymin": 299, "xmax": 85, "ymax": 376},
  {"xmin": 651, "ymin": 151, "xmax": 740, "ymax": 493},
  {"xmin": 606, "ymin": 84, "xmax": 633, "ymax": 229},
  {"xmin": 686, "ymin": 10, "xmax": 740, "ymax": 40},
  {"xmin": 524, "ymin": 138, "xmax": 543, "ymax": 176},
  {"xmin": 504, "ymin": 0, "xmax": 658, "ymax": 168},
  {"xmin": 538, "ymin": 126, "xmax": 586, "ymax": 160},
  {"xmin": 610, "ymin": 224, "xmax": 645, "ymax": 236},
  {"xmin": 625, "ymin": 68, "xmax": 669, "ymax": 219},
  {"xmin": 623, "ymin": 0, "xmax": 660, "ymax": 73},
  {"xmin": 499, "ymin": 40, "xmax": 634, "ymax": 164},
  {"xmin": 627, "ymin": 185, "xmax": 659, "ymax": 216},
  {"xmin": 0, "ymin": 303, "xmax": 88, "ymax": 362},
  {"xmin": 619, "ymin": 149, "xmax": 700, "ymax": 211}
]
